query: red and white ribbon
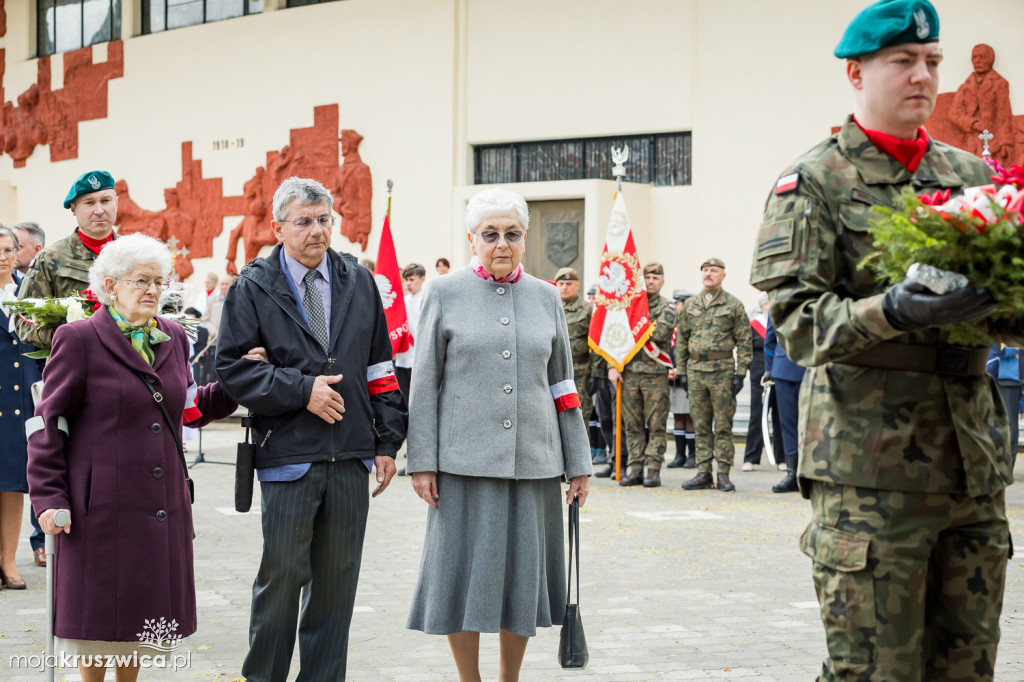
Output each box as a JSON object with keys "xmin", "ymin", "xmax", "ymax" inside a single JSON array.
[
  {"xmin": 367, "ymin": 360, "xmax": 400, "ymax": 396},
  {"xmin": 550, "ymin": 379, "xmax": 581, "ymax": 413}
]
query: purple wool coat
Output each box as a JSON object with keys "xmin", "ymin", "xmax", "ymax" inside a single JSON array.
[{"xmin": 27, "ymin": 307, "xmax": 236, "ymax": 642}]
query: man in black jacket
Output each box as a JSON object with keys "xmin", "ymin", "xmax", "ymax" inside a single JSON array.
[{"xmin": 216, "ymin": 177, "xmax": 408, "ymax": 682}]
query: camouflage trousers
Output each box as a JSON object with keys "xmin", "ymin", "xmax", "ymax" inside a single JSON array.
[
  {"xmin": 573, "ymin": 365, "xmax": 593, "ymax": 423},
  {"xmin": 621, "ymin": 370, "xmax": 670, "ymax": 470},
  {"xmin": 801, "ymin": 480, "xmax": 1010, "ymax": 681},
  {"xmin": 687, "ymin": 369, "xmax": 736, "ymax": 474}
]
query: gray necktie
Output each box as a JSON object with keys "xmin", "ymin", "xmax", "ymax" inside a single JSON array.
[{"xmin": 303, "ymin": 269, "xmax": 329, "ymax": 352}]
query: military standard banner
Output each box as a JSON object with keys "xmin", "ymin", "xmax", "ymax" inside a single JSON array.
[
  {"xmin": 588, "ymin": 190, "xmax": 652, "ymax": 371},
  {"xmin": 373, "ymin": 212, "xmax": 412, "ymax": 356}
]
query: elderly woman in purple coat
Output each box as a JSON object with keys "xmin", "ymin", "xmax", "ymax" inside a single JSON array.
[{"xmin": 28, "ymin": 234, "xmax": 241, "ymax": 682}]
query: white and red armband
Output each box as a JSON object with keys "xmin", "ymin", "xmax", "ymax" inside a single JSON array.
[
  {"xmin": 367, "ymin": 361, "xmax": 400, "ymax": 396},
  {"xmin": 183, "ymin": 364, "xmax": 203, "ymax": 424},
  {"xmin": 550, "ymin": 380, "xmax": 581, "ymax": 413}
]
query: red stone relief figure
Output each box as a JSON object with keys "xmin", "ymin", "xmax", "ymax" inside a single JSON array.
[
  {"xmin": 0, "ymin": 42, "xmax": 123, "ymax": 167},
  {"xmin": 334, "ymin": 129, "xmax": 373, "ymax": 251},
  {"xmin": 161, "ymin": 188, "xmax": 197, "ymax": 280},
  {"xmin": 926, "ymin": 44, "xmax": 1023, "ymax": 167},
  {"xmin": 225, "ymin": 167, "xmax": 273, "ymax": 275},
  {"xmin": 115, "ymin": 179, "xmax": 169, "ymax": 240},
  {"xmin": 0, "ymin": 0, "xmax": 6, "ymax": 39}
]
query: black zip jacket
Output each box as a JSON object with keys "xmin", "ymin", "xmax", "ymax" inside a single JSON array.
[{"xmin": 215, "ymin": 244, "xmax": 407, "ymax": 467}]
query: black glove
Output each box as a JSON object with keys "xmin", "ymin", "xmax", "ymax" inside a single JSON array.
[
  {"xmin": 586, "ymin": 376, "xmax": 600, "ymax": 396},
  {"xmin": 680, "ymin": 374, "xmax": 688, "ymax": 393},
  {"xmin": 731, "ymin": 375, "xmax": 744, "ymax": 396},
  {"xmin": 882, "ymin": 281, "xmax": 997, "ymax": 332}
]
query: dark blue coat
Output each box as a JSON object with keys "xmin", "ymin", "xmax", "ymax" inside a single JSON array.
[
  {"xmin": 0, "ymin": 273, "xmax": 44, "ymax": 492},
  {"xmin": 764, "ymin": 318, "xmax": 805, "ymax": 383}
]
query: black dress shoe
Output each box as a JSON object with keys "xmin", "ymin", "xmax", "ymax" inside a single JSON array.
[
  {"xmin": 594, "ymin": 464, "xmax": 614, "ymax": 478},
  {"xmin": 682, "ymin": 455, "xmax": 696, "ymax": 469},
  {"xmin": 642, "ymin": 469, "xmax": 661, "ymax": 488},
  {"xmin": 666, "ymin": 453, "xmax": 686, "ymax": 468},
  {"xmin": 717, "ymin": 473, "xmax": 736, "ymax": 493},
  {"xmin": 681, "ymin": 471, "xmax": 713, "ymax": 490},
  {"xmin": 619, "ymin": 468, "xmax": 644, "ymax": 487}
]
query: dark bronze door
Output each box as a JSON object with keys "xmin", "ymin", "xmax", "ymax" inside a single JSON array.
[{"xmin": 524, "ymin": 199, "xmax": 585, "ymax": 282}]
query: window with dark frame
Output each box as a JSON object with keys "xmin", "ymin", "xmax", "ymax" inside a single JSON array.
[
  {"xmin": 286, "ymin": 0, "xmax": 343, "ymax": 7},
  {"xmin": 37, "ymin": 0, "xmax": 122, "ymax": 57},
  {"xmin": 141, "ymin": 0, "xmax": 263, "ymax": 35},
  {"xmin": 474, "ymin": 132, "xmax": 692, "ymax": 187}
]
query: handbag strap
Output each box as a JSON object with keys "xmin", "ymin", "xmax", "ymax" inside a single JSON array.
[
  {"xmin": 566, "ymin": 497, "xmax": 580, "ymax": 604},
  {"xmin": 136, "ymin": 372, "xmax": 192, "ymax": 488}
]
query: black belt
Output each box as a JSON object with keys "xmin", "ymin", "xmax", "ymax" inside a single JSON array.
[
  {"xmin": 837, "ymin": 342, "xmax": 987, "ymax": 377},
  {"xmin": 696, "ymin": 350, "xmax": 733, "ymax": 361}
]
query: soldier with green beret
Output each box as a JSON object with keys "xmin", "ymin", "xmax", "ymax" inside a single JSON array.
[
  {"xmin": 751, "ymin": 0, "xmax": 1019, "ymax": 678},
  {"xmin": 605, "ymin": 262, "xmax": 676, "ymax": 488},
  {"xmin": 555, "ymin": 267, "xmax": 595, "ymax": 433},
  {"xmin": 16, "ymin": 171, "xmax": 119, "ymax": 349},
  {"xmin": 676, "ymin": 258, "xmax": 751, "ymax": 492}
]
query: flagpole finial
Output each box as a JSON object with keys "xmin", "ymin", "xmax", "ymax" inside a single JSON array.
[
  {"xmin": 387, "ymin": 178, "xmax": 393, "ymax": 195},
  {"xmin": 611, "ymin": 145, "xmax": 629, "ymax": 190}
]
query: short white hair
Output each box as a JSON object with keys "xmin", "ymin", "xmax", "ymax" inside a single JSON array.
[
  {"xmin": 273, "ymin": 177, "xmax": 333, "ymax": 222},
  {"xmin": 89, "ymin": 234, "xmax": 173, "ymax": 305},
  {"xmin": 464, "ymin": 187, "xmax": 529, "ymax": 236}
]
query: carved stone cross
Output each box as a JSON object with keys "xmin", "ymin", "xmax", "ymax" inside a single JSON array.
[{"xmin": 979, "ymin": 129, "xmax": 994, "ymax": 157}]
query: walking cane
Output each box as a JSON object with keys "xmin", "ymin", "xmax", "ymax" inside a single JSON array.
[{"xmin": 46, "ymin": 509, "xmax": 69, "ymax": 682}]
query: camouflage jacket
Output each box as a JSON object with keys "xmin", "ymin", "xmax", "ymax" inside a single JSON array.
[
  {"xmin": 625, "ymin": 293, "xmax": 677, "ymax": 375},
  {"xmin": 16, "ymin": 230, "xmax": 113, "ymax": 349},
  {"xmin": 563, "ymin": 295, "xmax": 592, "ymax": 378},
  {"xmin": 675, "ymin": 288, "xmax": 752, "ymax": 375},
  {"xmin": 750, "ymin": 117, "xmax": 1024, "ymax": 497}
]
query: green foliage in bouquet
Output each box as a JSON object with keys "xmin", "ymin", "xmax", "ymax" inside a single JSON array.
[
  {"xmin": 3, "ymin": 297, "xmax": 90, "ymax": 328},
  {"xmin": 861, "ymin": 187, "xmax": 1024, "ymax": 347}
]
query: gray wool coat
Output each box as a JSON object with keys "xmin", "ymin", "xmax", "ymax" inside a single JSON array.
[{"xmin": 407, "ymin": 267, "xmax": 592, "ymax": 480}]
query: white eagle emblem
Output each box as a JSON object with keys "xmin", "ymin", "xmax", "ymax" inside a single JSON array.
[
  {"xmin": 599, "ymin": 261, "xmax": 630, "ymax": 298},
  {"xmin": 913, "ymin": 9, "xmax": 929, "ymax": 39},
  {"xmin": 87, "ymin": 175, "xmax": 101, "ymax": 190},
  {"xmin": 374, "ymin": 274, "xmax": 397, "ymax": 309}
]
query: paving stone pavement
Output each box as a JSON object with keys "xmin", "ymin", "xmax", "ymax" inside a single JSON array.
[{"xmin": 4, "ymin": 421, "xmax": 1024, "ymax": 681}]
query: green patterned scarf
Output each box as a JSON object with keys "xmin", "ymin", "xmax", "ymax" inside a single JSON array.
[{"xmin": 109, "ymin": 306, "xmax": 170, "ymax": 365}]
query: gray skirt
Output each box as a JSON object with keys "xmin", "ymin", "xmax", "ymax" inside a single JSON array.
[{"xmin": 406, "ymin": 473, "xmax": 566, "ymax": 637}]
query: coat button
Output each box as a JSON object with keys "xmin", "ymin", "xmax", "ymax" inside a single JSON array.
[
  {"xmin": 13, "ymin": 385, "xmax": 18, "ymax": 391},
  {"xmin": 151, "ymin": 423, "xmax": 162, "ymax": 433},
  {"xmin": 503, "ymin": 384, "xmax": 513, "ymax": 393},
  {"xmin": 155, "ymin": 510, "xmax": 167, "ymax": 521},
  {"xmin": 145, "ymin": 376, "xmax": 154, "ymax": 384},
  {"xmin": 500, "ymin": 317, "xmax": 509, "ymax": 325},
  {"xmin": 496, "ymin": 287, "xmax": 505, "ymax": 295},
  {"xmin": 503, "ymin": 419, "xmax": 512, "ymax": 429},
  {"xmin": 502, "ymin": 350, "xmax": 511, "ymax": 359},
  {"xmin": 12, "ymin": 362, "xmax": 18, "ymax": 368},
  {"xmin": 153, "ymin": 467, "xmax": 163, "ymax": 479},
  {"xmin": 14, "ymin": 409, "xmax": 19, "ymax": 416}
]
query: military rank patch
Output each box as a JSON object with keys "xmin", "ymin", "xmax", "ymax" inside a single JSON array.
[
  {"xmin": 775, "ymin": 173, "xmax": 799, "ymax": 195},
  {"xmin": 757, "ymin": 219, "xmax": 794, "ymax": 259}
]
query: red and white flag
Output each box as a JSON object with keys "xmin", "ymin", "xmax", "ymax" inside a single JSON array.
[
  {"xmin": 588, "ymin": 190, "xmax": 652, "ymax": 371},
  {"xmin": 373, "ymin": 214, "xmax": 412, "ymax": 356}
]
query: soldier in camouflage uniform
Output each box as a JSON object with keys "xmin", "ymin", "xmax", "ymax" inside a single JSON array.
[
  {"xmin": 750, "ymin": 2, "xmax": 1019, "ymax": 679},
  {"xmin": 555, "ymin": 267, "xmax": 594, "ymax": 423},
  {"xmin": 16, "ymin": 171, "xmax": 120, "ymax": 349},
  {"xmin": 608, "ymin": 263, "xmax": 676, "ymax": 488},
  {"xmin": 676, "ymin": 258, "xmax": 751, "ymax": 492}
]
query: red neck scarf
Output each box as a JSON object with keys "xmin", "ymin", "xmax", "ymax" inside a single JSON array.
[
  {"xmin": 77, "ymin": 228, "xmax": 114, "ymax": 255},
  {"xmin": 854, "ymin": 118, "xmax": 930, "ymax": 173}
]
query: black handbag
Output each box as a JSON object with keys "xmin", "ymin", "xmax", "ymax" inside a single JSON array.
[
  {"xmin": 559, "ymin": 498, "xmax": 588, "ymax": 669},
  {"xmin": 235, "ymin": 414, "xmax": 256, "ymax": 513},
  {"xmin": 137, "ymin": 372, "xmax": 194, "ymax": 504}
]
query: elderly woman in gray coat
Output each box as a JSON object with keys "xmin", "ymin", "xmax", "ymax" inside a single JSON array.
[{"xmin": 406, "ymin": 187, "xmax": 592, "ymax": 682}]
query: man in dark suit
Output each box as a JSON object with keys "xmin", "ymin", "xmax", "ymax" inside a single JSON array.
[{"xmin": 216, "ymin": 177, "xmax": 408, "ymax": 681}]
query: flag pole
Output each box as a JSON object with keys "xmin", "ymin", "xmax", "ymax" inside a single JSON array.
[
  {"xmin": 386, "ymin": 178, "xmax": 393, "ymax": 219},
  {"xmin": 611, "ymin": 145, "xmax": 628, "ymax": 482}
]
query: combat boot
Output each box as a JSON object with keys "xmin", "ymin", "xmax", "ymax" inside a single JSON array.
[
  {"xmin": 772, "ymin": 455, "xmax": 799, "ymax": 493},
  {"xmin": 643, "ymin": 468, "xmax": 661, "ymax": 488},
  {"xmin": 594, "ymin": 463, "xmax": 614, "ymax": 478},
  {"xmin": 682, "ymin": 437, "xmax": 696, "ymax": 468},
  {"xmin": 716, "ymin": 473, "xmax": 736, "ymax": 492},
  {"xmin": 667, "ymin": 434, "xmax": 686, "ymax": 468},
  {"xmin": 681, "ymin": 471, "xmax": 713, "ymax": 490},
  {"xmin": 619, "ymin": 467, "xmax": 644, "ymax": 487}
]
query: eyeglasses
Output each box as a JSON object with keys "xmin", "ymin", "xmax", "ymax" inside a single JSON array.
[
  {"xmin": 119, "ymin": 279, "xmax": 170, "ymax": 291},
  {"xmin": 0, "ymin": 248, "xmax": 18, "ymax": 258},
  {"xmin": 477, "ymin": 230, "xmax": 524, "ymax": 244},
  {"xmin": 280, "ymin": 215, "xmax": 335, "ymax": 230}
]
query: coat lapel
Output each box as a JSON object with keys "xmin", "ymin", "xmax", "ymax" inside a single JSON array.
[
  {"xmin": 327, "ymin": 250, "xmax": 356, "ymax": 351},
  {"xmin": 92, "ymin": 306, "xmax": 160, "ymax": 380}
]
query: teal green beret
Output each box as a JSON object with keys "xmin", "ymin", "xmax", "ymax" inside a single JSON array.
[
  {"xmin": 834, "ymin": 0, "xmax": 939, "ymax": 59},
  {"xmin": 63, "ymin": 170, "xmax": 115, "ymax": 208}
]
